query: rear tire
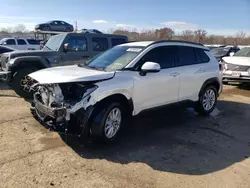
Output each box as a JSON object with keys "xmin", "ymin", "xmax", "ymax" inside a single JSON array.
[
  {"xmin": 11, "ymin": 67, "xmax": 38, "ymax": 99},
  {"xmin": 195, "ymin": 85, "xmax": 218, "ymax": 116}
]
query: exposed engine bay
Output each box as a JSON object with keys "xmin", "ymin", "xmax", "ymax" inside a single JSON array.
[{"xmin": 31, "ymin": 82, "xmax": 98, "ymax": 136}]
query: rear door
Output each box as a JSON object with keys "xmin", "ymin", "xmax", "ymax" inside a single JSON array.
[
  {"xmin": 60, "ymin": 35, "xmax": 90, "ymax": 65},
  {"xmin": 176, "ymin": 46, "xmax": 211, "ymax": 101}
]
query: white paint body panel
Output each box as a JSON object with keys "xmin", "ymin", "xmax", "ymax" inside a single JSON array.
[
  {"xmin": 29, "ymin": 65, "xmax": 115, "ymax": 84},
  {"xmin": 222, "ymin": 56, "xmax": 250, "ymax": 66}
]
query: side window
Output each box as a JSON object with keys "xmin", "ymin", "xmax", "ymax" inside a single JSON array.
[
  {"xmin": 92, "ymin": 37, "xmax": 108, "ymax": 52},
  {"xmin": 6, "ymin": 39, "xmax": 16, "ymax": 45},
  {"xmin": 177, "ymin": 46, "xmax": 196, "ymax": 66},
  {"xmin": 194, "ymin": 48, "xmax": 210, "ymax": 63},
  {"xmin": 111, "ymin": 38, "xmax": 127, "ymax": 47},
  {"xmin": 66, "ymin": 36, "xmax": 87, "ymax": 51},
  {"xmin": 27, "ymin": 39, "xmax": 40, "ymax": 45},
  {"xmin": 138, "ymin": 46, "xmax": 176, "ymax": 69},
  {"xmin": 17, "ymin": 39, "xmax": 27, "ymax": 45}
]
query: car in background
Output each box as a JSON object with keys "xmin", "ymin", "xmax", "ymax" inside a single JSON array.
[
  {"xmin": 35, "ymin": 20, "xmax": 74, "ymax": 32},
  {"xmin": 222, "ymin": 47, "xmax": 250, "ymax": 84},
  {"xmin": 0, "ymin": 38, "xmax": 40, "ymax": 50},
  {"xmin": 211, "ymin": 46, "xmax": 240, "ymax": 62},
  {"xmin": 0, "ymin": 32, "xmax": 128, "ymax": 98},
  {"xmin": 79, "ymin": 29, "xmax": 103, "ymax": 34}
]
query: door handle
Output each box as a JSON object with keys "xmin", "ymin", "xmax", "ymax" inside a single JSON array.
[
  {"xmin": 198, "ymin": 68, "xmax": 206, "ymax": 72},
  {"xmin": 170, "ymin": 72, "xmax": 179, "ymax": 77}
]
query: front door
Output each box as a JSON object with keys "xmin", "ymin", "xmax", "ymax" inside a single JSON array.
[
  {"xmin": 60, "ymin": 35, "xmax": 91, "ymax": 66},
  {"xmin": 132, "ymin": 46, "xmax": 179, "ymax": 114}
]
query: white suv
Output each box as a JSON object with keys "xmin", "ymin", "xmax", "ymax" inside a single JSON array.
[
  {"xmin": 29, "ymin": 41, "xmax": 222, "ymax": 141},
  {"xmin": 0, "ymin": 38, "xmax": 40, "ymax": 50}
]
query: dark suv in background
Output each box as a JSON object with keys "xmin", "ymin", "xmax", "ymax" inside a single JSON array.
[
  {"xmin": 210, "ymin": 46, "xmax": 240, "ymax": 62},
  {"xmin": 0, "ymin": 32, "xmax": 128, "ymax": 98}
]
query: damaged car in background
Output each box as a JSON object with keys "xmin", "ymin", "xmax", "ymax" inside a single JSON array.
[{"xmin": 29, "ymin": 41, "xmax": 222, "ymax": 141}]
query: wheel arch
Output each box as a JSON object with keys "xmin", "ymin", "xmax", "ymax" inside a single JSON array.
[
  {"xmin": 199, "ymin": 77, "xmax": 220, "ymax": 97},
  {"xmin": 10, "ymin": 57, "xmax": 50, "ymax": 79}
]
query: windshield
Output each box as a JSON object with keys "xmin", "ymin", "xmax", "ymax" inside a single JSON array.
[
  {"xmin": 83, "ymin": 46, "xmax": 145, "ymax": 71},
  {"xmin": 234, "ymin": 47, "xmax": 250, "ymax": 57},
  {"xmin": 43, "ymin": 34, "xmax": 65, "ymax": 51},
  {"xmin": 211, "ymin": 47, "xmax": 230, "ymax": 56}
]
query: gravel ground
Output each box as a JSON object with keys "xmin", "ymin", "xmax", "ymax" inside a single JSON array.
[{"xmin": 0, "ymin": 83, "xmax": 250, "ymax": 188}]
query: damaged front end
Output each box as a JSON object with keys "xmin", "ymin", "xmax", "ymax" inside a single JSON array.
[{"xmin": 30, "ymin": 82, "xmax": 98, "ymax": 137}]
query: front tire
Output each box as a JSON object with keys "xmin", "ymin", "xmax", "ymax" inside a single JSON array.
[
  {"xmin": 90, "ymin": 102, "xmax": 124, "ymax": 142},
  {"xmin": 11, "ymin": 67, "xmax": 38, "ymax": 99},
  {"xmin": 195, "ymin": 85, "xmax": 218, "ymax": 116}
]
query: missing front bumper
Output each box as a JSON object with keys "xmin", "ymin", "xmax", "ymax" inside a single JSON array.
[{"xmin": 31, "ymin": 93, "xmax": 94, "ymax": 137}]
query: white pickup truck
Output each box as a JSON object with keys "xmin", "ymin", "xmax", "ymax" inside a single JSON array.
[{"xmin": 0, "ymin": 38, "xmax": 40, "ymax": 50}]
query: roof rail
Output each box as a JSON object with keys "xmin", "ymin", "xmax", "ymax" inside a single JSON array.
[{"xmin": 150, "ymin": 40, "xmax": 204, "ymax": 46}]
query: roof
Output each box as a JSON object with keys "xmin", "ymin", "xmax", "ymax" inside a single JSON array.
[
  {"xmin": 121, "ymin": 41, "xmax": 154, "ymax": 47},
  {"xmin": 120, "ymin": 40, "xmax": 207, "ymax": 49}
]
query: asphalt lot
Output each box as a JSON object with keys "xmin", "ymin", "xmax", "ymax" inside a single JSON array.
[{"xmin": 0, "ymin": 82, "xmax": 250, "ymax": 188}]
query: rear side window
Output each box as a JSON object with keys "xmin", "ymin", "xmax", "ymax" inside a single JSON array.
[
  {"xmin": 177, "ymin": 46, "xmax": 196, "ymax": 66},
  {"xmin": 27, "ymin": 39, "xmax": 40, "ymax": 45},
  {"xmin": 6, "ymin": 39, "xmax": 16, "ymax": 45},
  {"xmin": 194, "ymin": 48, "xmax": 210, "ymax": 63},
  {"xmin": 111, "ymin": 38, "xmax": 127, "ymax": 47},
  {"xmin": 17, "ymin": 39, "xmax": 26, "ymax": 45},
  {"xmin": 92, "ymin": 37, "xmax": 108, "ymax": 52}
]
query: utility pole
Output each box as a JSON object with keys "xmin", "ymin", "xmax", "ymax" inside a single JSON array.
[{"xmin": 74, "ymin": 20, "xmax": 78, "ymax": 32}]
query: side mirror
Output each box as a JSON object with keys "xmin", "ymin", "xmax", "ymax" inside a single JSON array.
[
  {"xmin": 140, "ymin": 62, "xmax": 161, "ymax": 76},
  {"xmin": 63, "ymin": 43, "xmax": 72, "ymax": 52},
  {"xmin": 229, "ymin": 52, "xmax": 235, "ymax": 57},
  {"xmin": 2, "ymin": 42, "xmax": 7, "ymax": 45}
]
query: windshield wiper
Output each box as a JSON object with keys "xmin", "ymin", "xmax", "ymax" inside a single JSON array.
[
  {"xmin": 77, "ymin": 64, "xmax": 105, "ymax": 71},
  {"xmin": 44, "ymin": 45, "xmax": 52, "ymax": 51}
]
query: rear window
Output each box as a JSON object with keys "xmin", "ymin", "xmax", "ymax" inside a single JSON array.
[
  {"xmin": 111, "ymin": 38, "xmax": 127, "ymax": 47},
  {"xmin": 194, "ymin": 48, "xmax": 210, "ymax": 63},
  {"xmin": 27, "ymin": 39, "xmax": 40, "ymax": 45}
]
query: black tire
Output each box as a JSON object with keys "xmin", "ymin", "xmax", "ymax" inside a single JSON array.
[
  {"xmin": 195, "ymin": 85, "xmax": 218, "ymax": 116},
  {"xmin": 45, "ymin": 26, "xmax": 51, "ymax": 31},
  {"xmin": 90, "ymin": 102, "xmax": 125, "ymax": 142},
  {"xmin": 11, "ymin": 67, "xmax": 38, "ymax": 99}
]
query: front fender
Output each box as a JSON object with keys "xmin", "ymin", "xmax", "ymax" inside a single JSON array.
[{"xmin": 93, "ymin": 89, "xmax": 132, "ymax": 102}]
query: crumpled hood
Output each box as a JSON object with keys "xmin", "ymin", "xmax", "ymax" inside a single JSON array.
[
  {"xmin": 29, "ymin": 65, "xmax": 115, "ymax": 84},
  {"xmin": 222, "ymin": 56, "xmax": 250, "ymax": 66},
  {"xmin": 9, "ymin": 50, "xmax": 55, "ymax": 59}
]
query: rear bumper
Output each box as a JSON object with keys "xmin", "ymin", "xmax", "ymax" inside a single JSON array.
[{"xmin": 223, "ymin": 76, "xmax": 250, "ymax": 83}]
